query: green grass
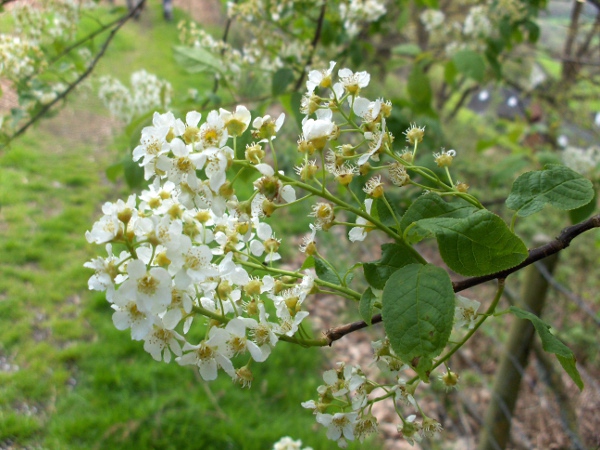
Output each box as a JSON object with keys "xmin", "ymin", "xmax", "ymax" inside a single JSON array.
[{"xmin": 0, "ymin": 2, "xmax": 378, "ymax": 448}]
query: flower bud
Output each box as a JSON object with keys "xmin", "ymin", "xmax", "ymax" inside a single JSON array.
[
  {"xmin": 117, "ymin": 208, "xmax": 133, "ymax": 224},
  {"xmin": 182, "ymin": 125, "xmax": 200, "ymax": 145},
  {"xmin": 244, "ymin": 279, "xmax": 262, "ymax": 297},
  {"xmin": 218, "ymin": 181, "xmax": 235, "ymax": 198},
  {"xmin": 195, "ymin": 210, "xmax": 211, "ymax": 223},
  {"xmin": 217, "ymin": 280, "xmax": 232, "ymax": 299},
  {"xmin": 245, "ymin": 298, "xmax": 258, "ymax": 316}
]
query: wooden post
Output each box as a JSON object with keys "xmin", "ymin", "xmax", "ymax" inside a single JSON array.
[{"xmin": 477, "ymin": 252, "xmax": 559, "ymax": 450}]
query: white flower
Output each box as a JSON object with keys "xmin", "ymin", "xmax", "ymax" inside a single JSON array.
[
  {"xmin": 176, "ymin": 327, "xmax": 234, "ymax": 380},
  {"xmin": 252, "ymin": 113, "xmax": 285, "ymax": 141},
  {"xmin": 85, "ymin": 195, "xmax": 137, "ymax": 244},
  {"xmin": 248, "ymin": 302, "xmax": 279, "ymax": 356},
  {"xmin": 225, "ymin": 317, "xmax": 268, "ymax": 362},
  {"xmin": 160, "ymin": 138, "xmax": 204, "ymax": 188},
  {"xmin": 111, "ymin": 301, "xmax": 153, "ymax": 341},
  {"xmin": 338, "ymin": 68, "xmax": 370, "ymax": 95},
  {"xmin": 169, "ymin": 235, "xmax": 217, "ymax": 285},
  {"xmin": 420, "ymin": 9, "xmax": 445, "ymax": 32},
  {"xmin": 322, "ymin": 362, "xmax": 365, "ymax": 398},
  {"xmin": 117, "ymin": 259, "xmax": 172, "ymax": 315},
  {"xmin": 272, "ymin": 436, "xmax": 312, "ymax": 450},
  {"xmin": 84, "ymin": 244, "xmax": 127, "ymax": 302},
  {"xmin": 454, "ymin": 295, "xmax": 480, "ymax": 329},
  {"xmin": 316, "ymin": 412, "xmax": 358, "ymax": 447},
  {"xmin": 132, "ymin": 124, "xmax": 170, "ymax": 175},
  {"xmin": 198, "ymin": 110, "xmax": 228, "ymax": 149},
  {"xmin": 250, "ymin": 222, "xmax": 282, "ymax": 262},
  {"xmin": 306, "ymin": 61, "xmax": 336, "ymax": 92},
  {"xmin": 299, "ymin": 224, "xmax": 318, "ymax": 253},
  {"xmin": 349, "ymin": 199, "xmax": 374, "ymax": 242},
  {"xmin": 353, "ymin": 97, "xmax": 381, "ymax": 123},
  {"xmin": 143, "ymin": 319, "xmax": 184, "ymax": 362},
  {"xmin": 220, "ymin": 105, "xmax": 251, "ymax": 137}
]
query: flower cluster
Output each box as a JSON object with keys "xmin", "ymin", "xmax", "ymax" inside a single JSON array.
[
  {"xmin": 85, "ymin": 105, "xmax": 317, "ymax": 385},
  {"xmin": 98, "ymin": 70, "xmax": 173, "ymax": 123},
  {"xmin": 339, "ymin": 0, "xmax": 388, "ymax": 38},
  {"xmin": 87, "ymin": 62, "xmax": 473, "ymax": 447},
  {"xmin": 420, "ymin": 1, "xmax": 535, "ymax": 57},
  {"xmin": 0, "ymin": 0, "xmax": 95, "ymax": 136},
  {"xmin": 302, "ymin": 362, "xmax": 374, "ymax": 448}
]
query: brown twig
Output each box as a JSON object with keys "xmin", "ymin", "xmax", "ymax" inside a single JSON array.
[
  {"xmin": 293, "ymin": 3, "xmax": 327, "ymax": 92},
  {"xmin": 2, "ymin": 0, "xmax": 146, "ymax": 148},
  {"xmin": 204, "ymin": 0, "xmax": 236, "ymax": 106},
  {"xmin": 324, "ymin": 214, "xmax": 600, "ymax": 344}
]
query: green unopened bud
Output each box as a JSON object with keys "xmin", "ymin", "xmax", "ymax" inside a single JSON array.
[
  {"xmin": 262, "ymin": 199, "xmax": 276, "ymax": 217},
  {"xmin": 219, "ymin": 181, "xmax": 235, "ymax": 198},
  {"xmin": 245, "ymin": 298, "xmax": 258, "ymax": 316},
  {"xmin": 217, "ymin": 280, "xmax": 232, "ymax": 299},
  {"xmin": 226, "ymin": 118, "xmax": 247, "ymax": 137},
  {"xmin": 196, "ymin": 210, "xmax": 211, "ymax": 223},
  {"xmin": 244, "ymin": 280, "xmax": 262, "ymax": 297},
  {"xmin": 182, "ymin": 125, "xmax": 200, "ymax": 145},
  {"xmin": 118, "ymin": 208, "xmax": 133, "ymax": 224}
]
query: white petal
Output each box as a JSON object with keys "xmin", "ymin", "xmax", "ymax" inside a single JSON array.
[{"xmin": 255, "ymin": 163, "xmax": 274, "ymax": 176}]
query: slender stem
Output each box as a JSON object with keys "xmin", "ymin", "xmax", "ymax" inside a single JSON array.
[
  {"xmin": 238, "ymin": 259, "xmax": 361, "ymax": 300},
  {"xmin": 427, "ymin": 279, "xmax": 505, "ymax": 374}
]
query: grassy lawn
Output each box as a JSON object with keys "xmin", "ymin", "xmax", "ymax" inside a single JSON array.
[{"xmin": 0, "ymin": 2, "xmax": 374, "ymax": 448}]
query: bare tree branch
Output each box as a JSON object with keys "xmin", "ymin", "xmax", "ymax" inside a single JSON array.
[
  {"xmin": 293, "ymin": 2, "xmax": 327, "ymax": 92},
  {"xmin": 324, "ymin": 214, "xmax": 600, "ymax": 344},
  {"xmin": 2, "ymin": 0, "xmax": 146, "ymax": 148}
]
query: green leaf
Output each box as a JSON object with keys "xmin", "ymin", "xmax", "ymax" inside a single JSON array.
[
  {"xmin": 363, "ymin": 243, "xmax": 421, "ymax": 289},
  {"xmin": 173, "ymin": 46, "xmax": 223, "ymax": 74},
  {"xmin": 373, "ymin": 196, "xmax": 401, "ymax": 230},
  {"xmin": 279, "ymin": 92, "xmax": 303, "ymax": 131},
  {"xmin": 569, "ymin": 187, "xmax": 597, "ymax": 224},
  {"xmin": 400, "ymin": 193, "xmax": 477, "ymax": 243},
  {"xmin": 105, "ymin": 161, "xmax": 123, "ymax": 182},
  {"xmin": 444, "ymin": 61, "xmax": 458, "ymax": 85},
  {"xmin": 314, "ymin": 257, "xmax": 340, "ymax": 284},
  {"xmin": 392, "ymin": 43, "xmax": 422, "ymax": 56},
  {"xmin": 382, "ymin": 264, "xmax": 455, "ymax": 380},
  {"xmin": 408, "ymin": 65, "xmax": 432, "ymax": 112},
  {"xmin": 452, "ymin": 50, "xmax": 486, "ymax": 82},
  {"xmin": 123, "ymin": 156, "xmax": 144, "ymax": 189},
  {"xmin": 510, "ymin": 307, "xmax": 583, "ymax": 390},
  {"xmin": 272, "ymin": 68, "xmax": 295, "ymax": 97},
  {"xmin": 416, "ymin": 210, "xmax": 528, "ymax": 276},
  {"xmin": 300, "ymin": 256, "xmax": 315, "ymax": 270},
  {"xmin": 359, "ymin": 288, "xmax": 378, "ymax": 325},
  {"xmin": 506, "ymin": 165, "xmax": 595, "ymax": 217}
]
